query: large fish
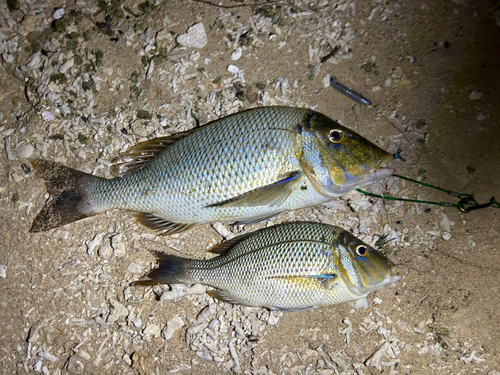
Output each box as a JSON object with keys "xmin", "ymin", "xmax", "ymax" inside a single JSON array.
[
  {"xmin": 134, "ymin": 222, "xmax": 397, "ymax": 310},
  {"xmin": 30, "ymin": 106, "xmax": 393, "ymax": 235}
]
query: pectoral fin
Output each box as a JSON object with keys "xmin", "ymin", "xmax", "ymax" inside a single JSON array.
[
  {"xmin": 206, "ymin": 171, "xmax": 301, "ymax": 208},
  {"xmin": 269, "ymin": 274, "xmax": 339, "ymax": 290}
]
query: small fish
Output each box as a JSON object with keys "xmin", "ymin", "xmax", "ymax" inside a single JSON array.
[
  {"xmin": 30, "ymin": 106, "xmax": 394, "ymax": 235},
  {"xmin": 134, "ymin": 222, "xmax": 398, "ymax": 311}
]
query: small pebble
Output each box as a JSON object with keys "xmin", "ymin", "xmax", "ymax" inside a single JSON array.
[
  {"xmin": 108, "ymin": 298, "xmax": 129, "ymax": 322},
  {"xmin": 122, "ymin": 353, "xmax": 132, "ymax": 366},
  {"xmin": 41, "ymin": 111, "xmax": 56, "ymax": 122},
  {"xmin": 322, "ymin": 74, "xmax": 331, "ymax": 88},
  {"xmin": 98, "ymin": 243, "xmax": 113, "ymax": 260},
  {"xmin": 197, "ymin": 305, "xmax": 215, "ymax": 322},
  {"xmin": 127, "ymin": 262, "xmax": 143, "ymax": 274},
  {"xmin": 52, "ymin": 7, "xmax": 65, "ymax": 20},
  {"xmin": 132, "ymin": 316, "xmax": 142, "ymax": 328},
  {"xmin": 59, "ymin": 58, "xmax": 74, "ymax": 74},
  {"xmin": 111, "ymin": 234, "xmax": 126, "ymax": 257},
  {"xmin": 468, "ymin": 90, "xmax": 482, "ymax": 100},
  {"xmin": 230, "ymin": 47, "xmax": 242, "ymax": 61},
  {"xmin": 227, "ymin": 64, "xmax": 240, "ymax": 74},
  {"xmin": 143, "ymin": 323, "xmax": 161, "ymax": 338},
  {"xmin": 78, "ymin": 351, "xmax": 91, "ymax": 361},
  {"xmin": 0, "ymin": 265, "xmax": 6, "ymax": 278},
  {"xmin": 38, "ymin": 350, "xmax": 58, "ymax": 363},
  {"xmin": 162, "ymin": 315, "xmax": 185, "ymax": 340},
  {"xmin": 176, "ymin": 23, "xmax": 207, "ymax": 48},
  {"xmin": 17, "ymin": 144, "xmax": 34, "ymax": 159},
  {"xmin": 160, "ymin": 284, "xmax": 187, "ymax": 301},
  {"xmin": 355, "ymin": 297, "xmax": 368, "ymax": 309},
  {"xmin": 34, "ymin": 360, "xmax": 42, "ymax": 372}
]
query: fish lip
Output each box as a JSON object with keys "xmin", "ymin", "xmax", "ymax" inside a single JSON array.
[
  {"xmin": 372, "ymin": 152, "xmax": 394, "ymax": 171},
  {"xmin": 365, "ymin": 152, "xmax": 395, "ymax": 181},
  {"xmin": 364, "ymin": 167, "xmax": 396, "ymax": 183}
]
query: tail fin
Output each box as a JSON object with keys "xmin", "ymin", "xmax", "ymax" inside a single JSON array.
[
  {"xmin": 30, "ymin": 159, "xmax": 98, "ymax": 232},
  {"xmin": 133, "ymin": 251, "xmax": 191, "ymax": 286}
]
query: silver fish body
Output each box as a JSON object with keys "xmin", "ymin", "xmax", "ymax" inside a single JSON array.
[
  {"xmin": 30, "ymin": 106, "xmax": 393, "ymax": 235},
  {"xmin": 135, "ymin": 222, "xmax": 396, "ymax": 310}
]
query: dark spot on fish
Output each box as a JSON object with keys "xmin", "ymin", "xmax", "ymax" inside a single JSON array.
[
  {"xmin": 295, "ymin": 124, "xmax": 303, "ymax": 135},
  {"xmin": 320, "ymin": 275, "xmax": 337, "ymax": 289},
  {"xmin": 300, "ymin": 185, "xmax": 307, "ymax": 190}
]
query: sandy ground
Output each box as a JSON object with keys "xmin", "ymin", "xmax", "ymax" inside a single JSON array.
[{"xmin": 1, "ymin": 0, "xmax": 499, "ymax": 374}]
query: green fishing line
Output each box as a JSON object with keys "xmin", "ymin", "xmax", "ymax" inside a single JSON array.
[{"xmin": 357, "ymin": 174, "xmax": 499, "ymax": 212}]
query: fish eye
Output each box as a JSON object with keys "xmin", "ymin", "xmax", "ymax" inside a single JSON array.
[
  {"xmin": 329, "ymin": 129, "xmax": 343, "ymax": 143},
  {"xmin": 356, "ymin": 245, "xmax": 367, "ymax": 256}
]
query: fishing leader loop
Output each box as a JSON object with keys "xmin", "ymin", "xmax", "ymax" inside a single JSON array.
[{"xmin": 357, "ymin": 174, "xmax": 500, "ymax": 213}]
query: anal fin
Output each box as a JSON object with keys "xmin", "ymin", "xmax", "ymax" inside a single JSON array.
[
  {"xmin": 206, "ymin": 171, "xmax": 301, "ymax": 208},
  {"xmin": 135, "ymin": 212, "xmax": 196, "ymax": 236},
  {"xmin": 206, "ymin": 289, "xmax": 251, "ymax": 306}
]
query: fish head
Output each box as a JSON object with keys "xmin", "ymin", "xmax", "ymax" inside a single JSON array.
[
  {"xmin": 335, "ymin": 231, "xmax": 395, "ymax": 296},
  {"xmin": 299, "ymin": 112, "xmax": 394, "ymax": 197}
]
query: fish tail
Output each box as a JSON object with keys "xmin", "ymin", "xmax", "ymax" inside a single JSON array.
[
  {"xmin": 133, "ymin": 252, "xmax": 192, "ymax": 286},
  {"xmin": 30, "ymin": 159, "xmax": 101, "ymax": 232}
]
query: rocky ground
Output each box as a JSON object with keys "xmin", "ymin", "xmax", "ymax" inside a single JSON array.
[{"xmin": 1, "ymin": 0, "xmax": 500, "ymax": 374}]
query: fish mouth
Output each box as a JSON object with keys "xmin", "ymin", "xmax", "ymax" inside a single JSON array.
[{"xmin": 357, "ymin": 152, "xmax": 395, "ymax": 187}]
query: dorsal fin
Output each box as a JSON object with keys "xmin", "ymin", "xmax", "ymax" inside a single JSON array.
[
  {"xmin": 207, "ymin": 232, "xmax": 254, "ymax": 255},
  {"xmin": 135, "ymin": 212, "xmax": 197, "ymax": 236},
  {"xmin": 111, "ymin": 129, "xmax": 198, "ymax": 177}
]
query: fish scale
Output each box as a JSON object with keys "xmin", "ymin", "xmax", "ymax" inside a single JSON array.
[{"xmin": 135, "ymin": 222, "xmax": 396, "ymax": 311}]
